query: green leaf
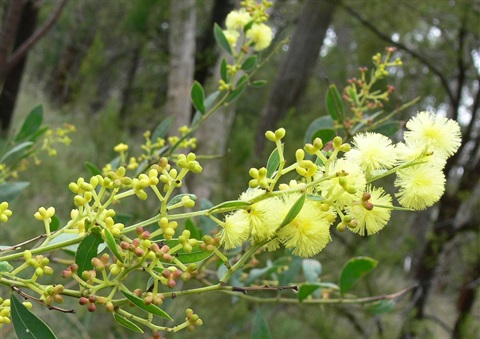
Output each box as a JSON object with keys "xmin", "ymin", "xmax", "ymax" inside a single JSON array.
[
  {"xmin": 191, "ymin": 91, "xmax": 221, "ymax": 127},
  {"xmin": 10, "ymin": 294, "xmax": 56, "ymax": 339},
  {"xmin": 191, "ymin": 81, "xmax": 206, "ymax": 115},
  {"xmin": 339, "ymin": 256, "xmax": 378, "ymax": 295},
  {"xmin": 15, "ymin": 105, "xmax": 44, "ymax": 142},
  {"xmin": 251, "ymin": 308, "xmax": 271, "ymax": 339},
  {"xmin": 372, "ymin": 120, "xmax": 403, "ymax": 136},
  {"xmin": 250, "ymin": 80, "xmax": 267, "ymax": 88},
  {"xmin": 113, "ymin": 313, "xmax": 144, "ymax": 333},
  {"xmin": 163, "ymin": 239, "xmax": 214, "ymax": 264},
  {"xmin": 167, "ymin": 193, "xmax": 197, "ymax": 207},
  {"xmin": 312, "ymin": 129, "xmax": 336, "ymax": 147},
  {"xmin": 0, "ymin": 182, "xmax": 29, "ymax": 202},
  {"xmin": 84, "ymin": 161, "xmax": 102, "ymax": 176},
  {"xmin": 266, "ymin": 148, "xmax": 280, "ymax": 178},
  {"xmin": 304, "ymin": 116, "xmax": 335, "ymax": 144},
  {"xmin": 213, "ymin": 23, "xmax": 233, "ymax": 55},
  {"xmin": 208, "ymin": 200, "xmax": 251, "ymax": 214},
  {"xmin": 298, "ymin": 283, "xmax": 321, "ymax": 302},
  {"xmin": 325, "ymin": 84, "xmax": 344, "ymax": 123},
  {"xmin": 278, "ymin": 194, "xmax": 305, "ymax": 229},
  {"xmin": 49, "ymin": 215, "xmax": 60, "ymax": 232},
  {"xmin": 306, "ymin": 193, "xmax": 325, "ymax": 202},
  {"xmin": 302, "ymin": 259, "xmax": 322, "ymax": 283},
  {"xmin": 220, "ymin": 57, "xmax": 228, "ymax": 82},
  {"xmin": 104, "ymin": 228, "xmax": 124, "ymax": 263},
  {"xmin": 151, "ymin": 116, "xmax": 174, "ymax": 142},
  {"xmin": 0, "ymin": 141, "xmax": 34, "ymax": 164},
  {"xmin": 241, "ymin": 55, "xmax": 257, "ymax": 72},
  {"xmin": 366, "ymin": 299, "xmax": 396, "ymax": 315},
  {"xmin": 0, "ymin": 261, "xmax": 13, "ymax": 272},
  {"xmin": 121, "ymin": 289, "xmax": 173, "ymax": 320},
  {"xmin": 227, "ymin": 84, "xmax": 247, "ymax": 103},
  {"xmin": 185, "ymin": 218, "xmax": 202, "ymax": 240},
  {"xmin": 75, "ymin": 232, "xmax": 104, "ymax": 276},
  {"xmin": 236, "ymin": 74, "xmax": 249, "ymax": 87},
  {"xmin": 114, "ymin": 213, "xmax": 134, "ymax": 225}
]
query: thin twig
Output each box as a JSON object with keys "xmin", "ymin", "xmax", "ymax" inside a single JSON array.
[
  {"xmin": 0, "ymin": 233, "xmax": 49, "ymax": 253},
  {"xmin": 12, "ymin": 286, "xmax": 76, "ymax": 314}
]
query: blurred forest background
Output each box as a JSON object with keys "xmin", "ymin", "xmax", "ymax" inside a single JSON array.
[{"xmin": 0, "ymin": 0, "xmax": 479, "ymax": 338}]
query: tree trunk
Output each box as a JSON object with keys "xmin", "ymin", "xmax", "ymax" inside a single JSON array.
[
  {"xmin": 0, "ymin": 0, "xmax": 23, "ymax": 76},
  {"xmin": 166, "ymin": 0, "xmax": 196, "ymax": 134},
  {"xmin": 194, "ymin": 0, "xmax": 235, "ymax": 87},
  {"xmin": 0, "ymin": 0, "xmax": 38, "ymax": 133},
  {"xmin": 255, "ymin": 0, "xmax": 337, "ymax": 155}
]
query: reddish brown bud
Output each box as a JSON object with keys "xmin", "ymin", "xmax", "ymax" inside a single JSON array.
[
  {"xmin": 79, "ymin": 297, "xmax": 88, "ymax": 305},
  {"xmin": 87, "ymin": 303, "xmax": 96, "ymax": 312}
]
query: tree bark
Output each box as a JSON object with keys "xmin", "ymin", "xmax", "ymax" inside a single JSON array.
[
  {"xmin": 0, "ymin": 0, "xmax": 24, "ymax": 75},
  {"xmin": 166, "ymin": 0, "xmax": 196, "ymax": 134},
  {"xmin": 255, "ymin": 0, "xmax": 337, "ymax": 155},
  {"xmin": 0, "ymin": 0, "xmax": 38, "ymax": 133},
  {"xmin": 194, "ymin": 0, "xmax": 235, "ymax": 87}
]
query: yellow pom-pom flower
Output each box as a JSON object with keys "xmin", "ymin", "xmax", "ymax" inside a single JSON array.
[
  {"xmin": 276, "ymin": 195, "xmax": 332, "ymax": 258},
  {"xmin": 239, "ymin": 188, "xmax": 283, "ymax": 243},
  {"xmin": 347, "ymin": 186, "xmax": 393, "ymax": 236},
  {"xmin": 395, "ymin": 165, "xmax": 446, "ymax": 210},
  {"xmin": 346, "ymin": 132, "xmax": 396, "ymax": 174},
  {"xmin": 246, "ymin": 23, "xmax": 273, "ymax": 51},
  {"xmin": 223, "ymin": 29, "xmax": 240, "ymax": 48},
  {"xmin": 219, "ymin": 210, "xmax": 251, "ymax": 249},
  {"xmin": 404, "ymin": 111, "xmax": 462, "ymax": 158},
  {"xmin": 316, "ymin": 159, "xmax": 366, "ymax": 206},
  {"xmin": 225, "ymin": 9, "xmax": 252, "ymax": 30}
]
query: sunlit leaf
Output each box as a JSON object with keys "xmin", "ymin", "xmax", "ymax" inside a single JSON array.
[
  {"xmin": 339, "ymin": 256, "xmax": 378, "ymax": 295},
  {"xmin": 167, "ymin": 193, "xmax": 197, "ymax": 207},
  {"xmin": 113, "ymin": 313, "xmax": 144, "ymax": 333},
  {"xmin": 191, "ymin": 81, "xmax": 206, "ymax": 115},
  {"xmin": 121, "ymin": 289, "xmax": 173, "ymax": 320},
  {"xmin": 11, "ymin": 294, "xmax": 56, "ymax": 339},
  {"xmin": 15, "ymin": 105, "xmax": 44, "ymax": 142}
]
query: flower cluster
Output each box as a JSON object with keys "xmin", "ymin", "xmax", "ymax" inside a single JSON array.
[
  {"xmin": 218, "ymin": 111, "xmax": 461, "ymax": 257},
  {"xmin": 0, "ymin": 298, "xmax": 32, "ymax": 329},
  {"xmin": 223, "ymin": 0, "xmax": 273, "ymax": 52}
]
